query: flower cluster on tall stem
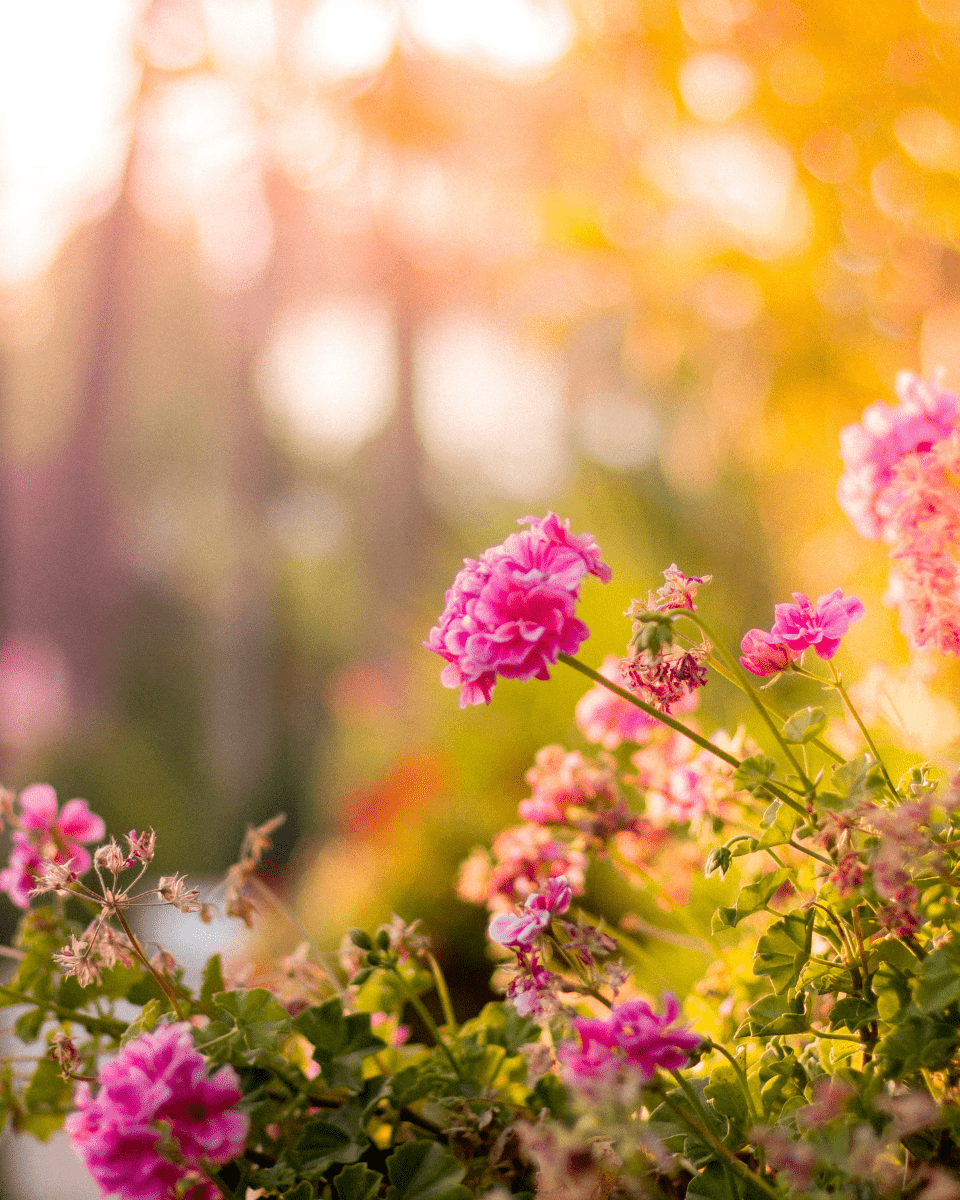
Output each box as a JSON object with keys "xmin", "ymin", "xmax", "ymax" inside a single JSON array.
[{"xmin": 0, "ymin": 784, "xmax": 105, "ymax": 907}]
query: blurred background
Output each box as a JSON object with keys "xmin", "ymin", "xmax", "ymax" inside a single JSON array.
[{"xmin": 3, "ymin": 0, "xmax": 960, "ymax": 1186}]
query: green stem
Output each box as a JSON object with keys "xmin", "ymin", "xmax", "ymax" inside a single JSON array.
[
  {"xmin": 686, "ymin": 612, "xmax": 814, "ymax": 792},
  {"xmin": 426, "ymin": 952, "xmax": 458, "ymax": 1033},
  {"xmin": 661, "ymin": 1078, "xmax": 780, "ymax": 1200},
  {"xmin": 0, "ymin": 986, "xmax": 125, "ymax": 1038},
  {"xmin": 704, "ymin": 1041, "xmax": 760, "ymax": 1128},
  {"xmin": 389, "ymin": 965, "xmax": 464, "ymax": 1082},
  {"xmin": 826, "ymin": 663, "xmax": 899, "ymax": 800},
  {"xmin": 113, "ymin": 910, "xmax": 184, "ymax": 1019},
  {"xmin": 558, "ymin": 654, "xmax": 741, "ymax": 768}
]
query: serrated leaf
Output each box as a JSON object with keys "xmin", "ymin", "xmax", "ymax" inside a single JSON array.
[
  {"xmin": 293, "ymin": 999, "xmax": 385, "ymax": 1087},
  {"xmin": 214, "ymin": 988, "xmax": 290, "ymax": 1049},
  {"xmin": 385, "ymin": 1141, "xmax": 471, "ymax": 1200},
  {"xmin": 14, "ymin": 1007, "xmax": 46, "ymax": 1043},
  {"xmin": 336, "ymin": 1163, "xmax": 384, "ymax": 1200},
  {"xmin": 828, "ymin": 997, "xmax": 878, "ymax": 1032},
  {"xmin": 712, "ymin": 870, "xmax": 790, "ymax": 931},
  {"xmin": 741, "ymin": 994, "xmax": 808, "ymax": 1037},
  {"xmin": 756, "ymin": 803, "xmax": 800, "ymax": 850},
  {"xmin": 732, "ymin": 755, "xmax": 777, "ymax": 797},
  {"xmin": 782, "ymin": 707, "xmax": 828, "ymax": 744},
  {"xmin": 753, "ymin": 910, "xmax": 812, "ymax": 993},
  {"xmin": 282, "ymin": 1184, "xmax": 314, "ymax": 1200},
  {"xmin": 295, "ymin": 1118, "xmax": 366, "ymax": 1178},
  {"xmin": 831, "ymin": 755, "xmax": 886, "ymax": 804}
]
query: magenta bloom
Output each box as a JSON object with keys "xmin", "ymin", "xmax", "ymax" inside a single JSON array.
[
  {"xmin": 559, "ymin": 994, "xmax": 700, "ymax": 1086},
  {"xmin": 739, "ymin": 628, "xmax": 797, "ymax": 677},
  {"xmin": 771, "ymin": 589, "xmax": 865, "ymax": 660},
  {"xmin": 838, "ymin": 371, "xmax": 960, "ymax": 541},
  {"xmin": 67, "ymin": 1023, "xmax": 247, "ymax": 1200},
  {"xmin": 488, "ymin": 876, "xmax": 572, "ymax": 948},
  {"xmin": 0, "ymin": 784, "xmax": 105, "ymax": 908},
  {"xmin": 427, "ymin": 514, "xmax": 611, "ymax": 706}
]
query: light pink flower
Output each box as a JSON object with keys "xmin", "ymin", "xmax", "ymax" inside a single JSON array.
[
  {"xmin": 488, "ymin": 876, "xmax": 572, "ymax": 947},
  {"xmin": 519, "ymin": 746, "xmax": 615, "ymax": 824},
  {"xmin": 771, "ymin": 589, "xmax": 864, "ymax": 660},
  {"xmin": 739, "ymin": 628, "xmax": 797, "ymax": 676},
  {"xmin": 0, "ymin": 784, "xmax": 105, "ymax": 908},
  {"xmin": 67, "ymin": 1023, "xmax": 247, "ymax": 1200},
  {"xmin": 559, "ymin": 994, "xmax": 699, "ymax": 1086},
  {"xmin": 575, "ymin": 656, "xmax": 697, "ymax": 749},
  {"xmin": 426, "ymin": 514, "xmax": 611, "ymax": 707},
  {"xmin": 838, "ymin": 371, "xmax": 960, "ymax": 540}
]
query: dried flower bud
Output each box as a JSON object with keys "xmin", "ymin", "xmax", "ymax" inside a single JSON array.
[
  {"xmin": 125, "ymin": 829, "xmax": 156, "ymax": 864},
  {"xmin": 94, "ymin": 840, "xmax": 126, "ymax": 875},
  {"xmin": 53, "ymin": 935, "xmax": 101, "ymax": 988},
  {"xmin": 49, "ymin": 1031, "xmax": 79, "ymax": 1079},
  {"xmin": 157, "ymin": 874, "xmax": 201, "ymax": 914},
  {"xmin": 30, "ymin": 858, "xmax": 78, "ymax": 896}
]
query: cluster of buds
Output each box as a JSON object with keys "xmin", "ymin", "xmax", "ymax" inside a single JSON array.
[
  {"xmin": 344, "ymin": 915, "xmax": 432, "ymax": 987},
  {"xmin": 221, "ymin": 814, "xmax": 286, "ymax": 926},
  {"xmin": 622, "ymin": 567, "xmax": 713, "ymax": 711}
]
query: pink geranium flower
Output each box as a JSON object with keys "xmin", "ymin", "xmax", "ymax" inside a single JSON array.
[
  {"xmin": 426, "ymin": 514, "xmax": 611, "ymax": 707},
  {"xmin": 0, "ymin": 784, "xmax": 105, "ymax": 908},
  {"xmin": 488, "ymin": 876, "xmax": 572, "ymax": 948},
  {"xmin": 559, "ymin": 994, "xmax": 700, "ymax": 1087},
  {"xmin": 771, "ymin": 590, "xmax": 865, "ymax": 660},
  {"xmin": 67, "ymin": 1023, "xmax": 247, "ymax": 1200},
  {"xmin": 739, "ymin": 628, "xmax": 797, "ymax": 677},
  {"xmin": 838, "ymin": 371, "xmax": 960, "ymax": 540}
]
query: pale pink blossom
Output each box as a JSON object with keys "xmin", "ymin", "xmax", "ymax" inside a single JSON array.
[
  {"xmin": 66, "ymin": 1023, "xmax": 247, "ymax": 1200},
  {"xmin": 838, "ymin": 370, "xmax": 960, "ymax": 540},
  {"xmin": 459, "ymin": 823, "xmax": 587, "ymax": 911},
  {"xmin": 426, "ymin": 514, "xmax": 611, "ymax": 707},
  {"xmin": 519, "ymin": 746, "xmax": 616, "ymax": 824},
  {"xmin": 647, "ymin": 564, "xmax": 712, "ymax": 612},
  {"xmin": 488, "ymin": 876, "xmax": 572, "ymax": 948},
  {"xmin": 771, "ymin": 589, "xmax": 864, "ymax": 660}
]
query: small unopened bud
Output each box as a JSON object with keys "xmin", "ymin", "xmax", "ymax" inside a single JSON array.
[
  {"xmin": 349, "ymin": 929, "xmax": 372, "ymax": 951},
  {"xmin": 49, "ymin": 1031, "xmax": 79, "ymax": 1079},
  {"xmin": 94, "ymin": 840, "xmax": 126, "ymax": 875}
]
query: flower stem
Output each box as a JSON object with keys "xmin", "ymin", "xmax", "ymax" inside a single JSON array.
[
  {"xmin": 388, "ymin": 965, "xmax": 464, "ymax": 1082},
  {"xmin": 827, "ymin": 663, "xmax": 899, "ymax": 800},
  {"xmin": 426, "ymin": 952, "xmax": 458, "ymax": 1033},
  {"xmin": 0, "ymin": 986, "xmax": 125, "ymax": 1037},
  {"xmin": 557, "ymin": 654, "xmax": 740, "ymax": 767},
  {"xmin": 113, "ymin": 909, "xmax": 184, "ymax": 1019}
]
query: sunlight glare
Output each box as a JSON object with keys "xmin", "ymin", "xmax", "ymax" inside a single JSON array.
[
  {"xmin": 403, "ymin": 0, "xmax": 574, "ymax": 75},
  {"xmin": 258, "ymin": 300, "xmax": 398, "ymax": 458},
  {"xmin": 295, "ymin": 0, "xmax": 398, "ymax": 81}
]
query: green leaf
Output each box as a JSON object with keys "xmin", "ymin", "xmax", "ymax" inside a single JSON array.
[
  {"xmin": 530, "ymin": 1072, "xmax": 573, "ymax": 1122},
  {"xmin": 703, "ymin": 1064, "xmax": 749, "ymax": 1128},
  {"xmin": 121, "ymin": 998, "xmax": 163, "ymax": 1045},
  {"xmin": 732, "ymin": 755, "xmax": 777, "ymax": 797},
  {"xmin": 782, "ymin": 707, "xmax": 828, "ymax": 744},
  {"xmin": 756, "ymin": 803, "xmax": 800, "ymax": 850},
  {"xmin": 296, "ymin": 1119, "xmax": 365, "ymax": 1178},
  {"xmin": 214, "ymin": 989, "xmax": 290, "ymax": 1050},
  {"xmin": 336, "ymin": 1163, "xmax": 384, "ymax": 1200},
  {"xmin": 458, "ymin": 1001, "xmax": 538, "ymax": 1053},
  {"xmin": 19, "ymin": 1057, "xmax": 71, "ymax": 1141},
  {"xmin": 753, "ymin": 910, "xmax": 812, "ymax": 993},
  {"xmin": 293, "ymin": 999, "xmax": 385, "ymax": 1087},
  {"xmin": 283, "ymin": 1184, "xmax": 314, "ymax": 1200},
  {"xmin": 711, "ymin": 869, "xmax": 789, "ymax": 932},
  {"xmin": 831, "ymin": 755, "xmax": 886, "ymax": 804},
  {"xmin": 685, "ymin": 1163, "xmax": 733, "ymax": 1200},
  {"xmin": 741, "ymin": 994, "xmax": 808, "ymax": 1037},
  {"xmin": 385, "ymin": 1141, "xmax": 471, "ymax": 1200},
  {"xmin": 828, "ymin": 997, "xmax": 878, "ymax": 1033},
  {"xmin": 201, "ymin": 954, "xmax": 225, "ymax": 1009},
  {"xmin": 14, "ymin": 1007, "xmax": 46, "ymax": 1043},
  {"xmin": 914, "ymin": 944, "xmax": 960, "ymax": 1014}
]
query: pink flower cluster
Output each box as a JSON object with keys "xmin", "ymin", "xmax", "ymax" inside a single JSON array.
[
  {"xmin": 575, "ymin": 656, "xmax": 699, "ymax": 750},
  {"xmin": 519, "ymin": 745, "xmax": 616, "ymax": 824},
  {"xmin": 631, "ymin": 730, "xmax": 740, "ymax": 829},
  {"xmin": 559, "ymin": 994, "xmax": 700, "ymax": 1088},
  {"xmin": 838, "ymin": 371, "xmax": 960, "ymax": 541},
  {"xmin": 426, "ymin": 514, "xmax": 611, "ymax": 707},
  {"xmin": 740, "ymin": 589, "xmax": 864, "ymax": 676},
  {"xmin": 67, "ymin": 1023, "xmax": 247, "ymax": 1200},
  {"xmin": 0, "ymin": 784, "xmax": 104, "ymax": 908},
  {"xmin": 457, "ymin": 824, "xmax": 587, "ymax": 911},
  {"xmin": 488, "ymin": 876, "xmax": 572, "ymax": 948}
]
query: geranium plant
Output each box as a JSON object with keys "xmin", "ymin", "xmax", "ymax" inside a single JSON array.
[{"xmin": 1, "ymin": 372, "xmax": 960, "ymax": 1200}]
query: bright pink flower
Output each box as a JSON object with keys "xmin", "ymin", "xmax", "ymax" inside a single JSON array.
[
  {"xmin": 771, "ymin": 589, "xmax": 864, "ymax": 660},
  {"xmin": 575, "ymin": 656, "xmax": 697, "ymax": 749},
  {"xmin": 488, "ymin": 876, "xmax": 572, "ymax": 947},
  {"xmin": 426, "ymin": 514, "xmax": 611, "ymax": 707},
  {"xmin": 838, "ymin": 371, "xmax": 960, "ymax": 540},
  {"xmin": 559, "ymin": 994, "xmax": 700, "ymax": 1085},
  {"xmin": 0, "ymin": 784, "xmax": 105, "ymax": 908},
  {"xmin": 739, "ymin": 628, "xmax": 797, "ymax": 676},
  {"xmin": 67, "ymin": 1023, "xmax": 247, "ymax": 1200}
]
